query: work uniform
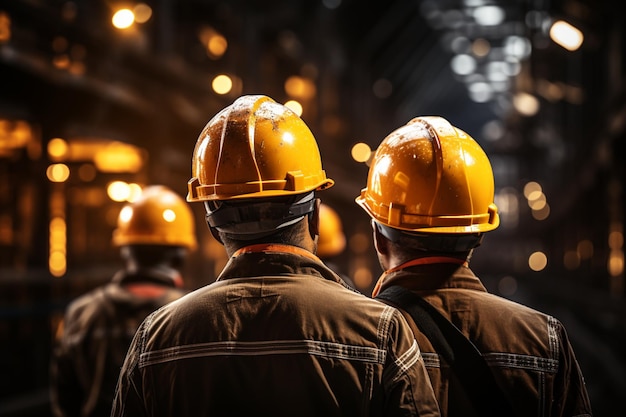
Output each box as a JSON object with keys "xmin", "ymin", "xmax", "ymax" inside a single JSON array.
[
  {"xmin": 112, "ymin": 244, "xmax": 440, "ymax": 417},
  {"xmin": 373, "ymin": 258, "xmax": 593, "ymax": 417},
  {"xmin": 50, "ymin": 267, "xmax": 186, "ymax": 417}
]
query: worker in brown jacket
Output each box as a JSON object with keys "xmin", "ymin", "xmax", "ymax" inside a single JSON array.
[
  {"xmin": 111, "ymin": 95, "xmax": 440, "ymax": 417},
  {"xmin": 356, "ymin": 116, "xmax": 593, "ymax": 417},
  {"xmin": 50, "ymin": 185, "xmax": 197, "ymax": 417}
]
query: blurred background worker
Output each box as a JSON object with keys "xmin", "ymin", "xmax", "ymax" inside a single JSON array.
[
  {"xmin": 317, "ymin": 203, "xmax": 355, "ymax": 289},
  {"xmin": 356, "ymin": 116, "xmax": 592, "ymax": 417},
  {"xmin": 317, "ymin": 203, "xmax": 347, "ymax": 261},
  {"xmin": 49, "ymin": 185, "xmax": 197, "ymax": 417},
  {"xmin": 111, "ymin": 95, "xmax": 440, "ymax": 417}
]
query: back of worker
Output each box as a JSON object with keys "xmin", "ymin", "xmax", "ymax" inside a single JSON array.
[
  {"xmin": 123, "ymin": 258, "xmax": 427, "ymax": 415},
  {"xmin": 356, "ymin": 116, "xmax": 592, "ymax": 417},
  {"xmin": 379, "ymin": 265, "xmax": 590, "ymax": 416},
  {"xmin": 53, "ymin": 272, "xmax": 185, "ymax": 417},
  {"xmin": 51, "ymin": 185, "xmax": 197, "ymax": 417},
  {"xmin": 111, "ymin": 95, "xmax": 440, "ymax": 417}
]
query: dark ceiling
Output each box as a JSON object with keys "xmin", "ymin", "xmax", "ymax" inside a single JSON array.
[
  {"xmin": 1, "ymin": 0, "xmax": 624, "ymax": 262},
  {"xmin": 2, "ymin": 0, "xmax": 621, "ymax": 193},
  {"xmin": 2, "ymin": 0, "xmax": 624, "ymax": 282}
]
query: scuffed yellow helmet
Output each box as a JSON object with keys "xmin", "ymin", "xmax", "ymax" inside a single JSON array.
[
  {"xmin": 356, "ymin": 116, "xmax": 499, "ymax": 235},
  {"xmin": 187, "ymin": 95, "xmax": 334, "ymax": 202},
  {"xmin": 113, "ymin": 185, "xmax": 197, "ymax": 249}
]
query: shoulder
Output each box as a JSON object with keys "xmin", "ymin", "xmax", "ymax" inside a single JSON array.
[
  {"xmin": 467, "ymin": 289, "xmax": 553, "ymax": 320},
  {"xmin": 460, "ymin": 291, "xmax": 569, "ymax": 353},
  {"xmin": 64, "ymin": 286, "xmax": 110, "ymax": 321}
]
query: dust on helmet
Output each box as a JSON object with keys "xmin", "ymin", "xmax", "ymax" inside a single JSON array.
[
  {"xmin": 187, "ymin": 95, "xmax": 334, "ymax": 238},
  {"xmin": 187, "ymin": 95, "xmax": 333, "ymax": 202},
  {"xmin": 356, "ymin": 116, "xmax": 499, "ymax": 236}
]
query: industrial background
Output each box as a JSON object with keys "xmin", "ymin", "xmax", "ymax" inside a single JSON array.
[{"xmin": 0, "ymin": 0, "xmax": 624, "ymax": 415}]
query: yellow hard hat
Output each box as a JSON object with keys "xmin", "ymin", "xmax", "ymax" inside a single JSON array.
[
  {"xmin": 317, "ymin": 203, "xmax": 346, "ymax": 258},
  {"xmin": 187, "ymin": 95, "xmax": 334, "ymax": 203},
  {"xmin": 113, "ymin": 185, "xmax": 197, "ymax": 249},
  {"xmin": 356, "ymin": 116, "xmax": 499, "ymax": 234}
]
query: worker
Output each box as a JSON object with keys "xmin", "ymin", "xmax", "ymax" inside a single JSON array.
[
  {"xmin": 356, "ymin": 116, "xmax": 593, "ymax": 417},
  {"xmin": 50, "ymin": 185, "xmax": 197, "ymax": 417},
  {"xmin": 111, "ymin": 95, "xmax": 440, "ymax": 417}
]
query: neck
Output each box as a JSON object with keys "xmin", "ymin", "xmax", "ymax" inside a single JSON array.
[{"xmin": 385, "ymin": 250, "xmax": 470, "ymax": 270}]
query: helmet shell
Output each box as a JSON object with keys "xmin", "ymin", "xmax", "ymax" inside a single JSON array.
[
  {"xmin": 113, "ymin": 185, "xmax": 197, "ymax": 249},
  {"xmin": 187, "ymin": 95, "xmax": 334, "ymax": 202},
  {"xmin": 356, "ymin": 116, "xmax": 499, "ymax": 234}
]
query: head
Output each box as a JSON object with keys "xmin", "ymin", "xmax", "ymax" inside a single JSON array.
[
  {"xmin": 112, "ymin": 185, "xmax": 198, "ymax": 269},
  {"xmin": 355, "ymin": 116, "xmax": 499, "ymax": 270},
  {"xmin": 186, "ymin": 95, "xmax": 334, "ymax": 256}
]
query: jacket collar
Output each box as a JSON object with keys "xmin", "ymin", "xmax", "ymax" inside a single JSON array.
[
  {"xmin": 112, "ymin": 265, "xmax": 184, "ymax": 288},
  {"xmin": 372, "ymin": 257, "xmax": 487, "ymax": 297},
  {"xmin": 218, "ymin": 243, "xmax": 355, "ymax": 291}
]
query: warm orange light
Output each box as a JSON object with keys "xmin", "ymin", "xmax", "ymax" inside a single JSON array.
[
  {"xmin": 49, "ymin": 188, "xmax": 67, "ymax": 277},
  {"xmin": 0, "ymin": 119, "xmax": 35, "ymax": 156},
  {"xmin": 284, "ymin": 76, "xmax": 316, "ymax": 100},
  {"xmin": 608, "ymin": 250, "xmax": 624, "ymax": 277},
  {"xmin": 93, "ymin": 142, "xmax": 144, "ymax": 173},
  {"xmin": 513, "ymin": 92, "xmax": 540, "ymax": 116},
  {"xmin": 212, "ymin": 75, "xmax": 233, "ymax": 95},
  {"xmin": 208, "ymin": 35, "xmax": 228, "ymax": 58},
  {"xmin": 112, "ymin": 9, "xmax": 135, "ymax": 29},
  {"xmin": 284, "ymin": 100, "xmax": 303, "ymax": 116},
  {"xmin": 351, "ymin": 143, "xmax": 372, "ymax": 163},
  {"xmin": 127, "ymin": 183, "xmax": 143, "ymax": 202},
  {"xmin": 108, "ymin": 181, "xmax": 132, "ymax": 202},
  {"xmin": 549, "ymin": 20, "xmax": 583, "ymax": 51},
  {"xmin": 133, "ymin": 3, "xmax": 152, "ymax": 23},
  {"xmin": 47, "ymin": 164, "xmax": 70, "ymax": 182},
  {"xmin": 48, "ymin": 138, "xmax": 69, "ymax": 160},
  {"xmin": 0, "ymin": 12, "xmax": 11, "ymax": 43},
  {"xmin": 49, "ymin": 249, "xmax": 67, "ymax": 277},
  {"xmin": 353, "ymin": 266, "xmax": 373, "ymax": 289},
  {"xmin": 199, "ymin": 26, "xmax": 228, "ymax": 59},
  {"xmin": 528, "ymin": 251, "xmax": 547, "ymax": 271}
]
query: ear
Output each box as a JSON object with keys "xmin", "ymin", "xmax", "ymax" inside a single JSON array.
[
  {"xmin": 371, "ymin": 220, "xmax": 389, "ymax": 255},
  {"xmin": 308, "ymin": 198, "xmax": 321, "ymax": 239}
]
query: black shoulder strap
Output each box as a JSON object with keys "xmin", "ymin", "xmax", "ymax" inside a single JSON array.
[{"xmin": 376, "ymin": 285, "xmax": 515, "ymax": 417}]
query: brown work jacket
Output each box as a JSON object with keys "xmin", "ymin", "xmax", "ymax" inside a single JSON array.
[
  {"xmin": 50, "ymin": 266, "xmax": 187, "ymax": 417},
  {"xmin": 111, "ymin": 244, "xmax": 440, "ymax": 417},
  {"xmin": 373, "ymin": 258, "xmax": 593, "ymax": 417}
]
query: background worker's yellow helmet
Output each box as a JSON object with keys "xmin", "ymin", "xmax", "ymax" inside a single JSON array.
[
  {"xmin": 187, "ymin": 95, "xmax": 333, "ymax": 202},
  {"xmin": 356, "ymin": 116, "xmax": 499, "ymax": 235},
  {"xmin": 317, "ymin": 203, "xmax": 347, "ymax": 258},
  {"xmin": 187, "ymin": 95, "xmax": 334, "ymax": 239},
  {"xmin": 113, "ymin": 185, "xmax": 197, "ymax": 249}
]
